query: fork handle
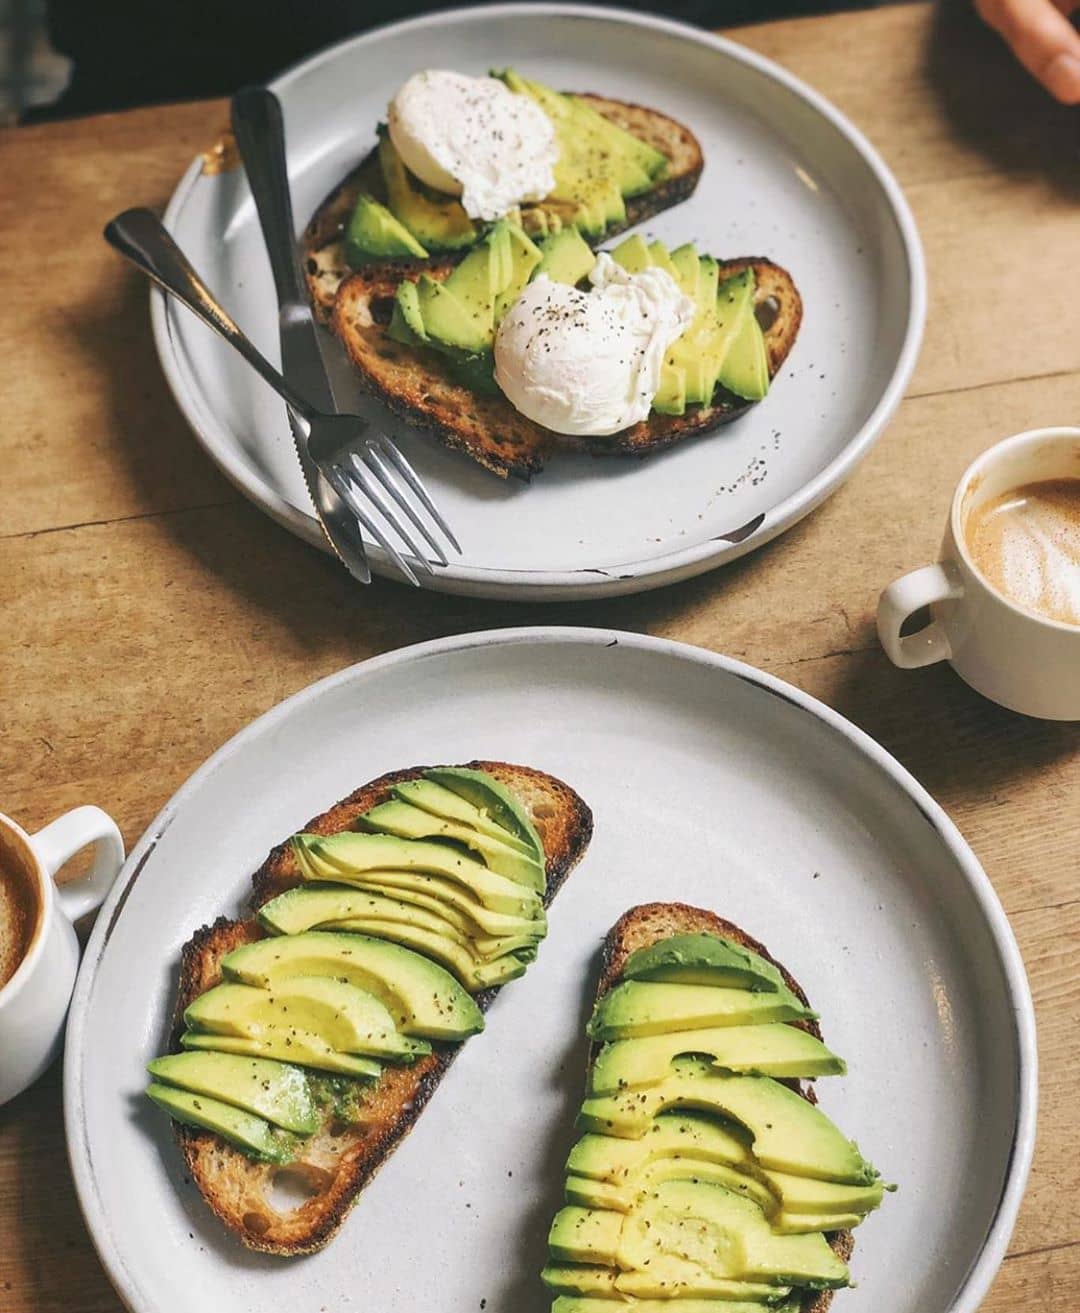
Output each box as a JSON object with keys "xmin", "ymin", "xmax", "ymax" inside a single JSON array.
[
  {"xmin": 231, "ymin": 86, "xmax": 305, "ymax": 307},
  {"xmin": 104, "ymin": 207, "xmax": 317, "ymax": 426}
]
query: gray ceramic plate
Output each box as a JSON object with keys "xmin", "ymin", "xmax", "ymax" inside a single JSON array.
[
  {"xmin": 66, "ymin": 628, "xmax": 1034, "ymax": 1313},
  {"xmin": 152, "ymin": 4, "xmax": 925, "ymax": 599}
]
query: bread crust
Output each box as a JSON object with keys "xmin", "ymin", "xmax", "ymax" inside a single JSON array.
[
  {"xmin": 593, "ymin": 903, "xmax": 854, "ymax": 1313},
  {"xmin": 168, "ymin": 761, "xmax": 592, "ymax": 1255}
]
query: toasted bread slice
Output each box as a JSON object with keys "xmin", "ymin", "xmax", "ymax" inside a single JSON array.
[
  {"xmin": 591, "ymin": 904, "xmax": 854, "ymax": 1313},
  {"xmin": 167, "ymin": 761, "xmax": 592, "ymax": 1256},
  {"xmin": 329, "ymin": 257, "xmax": 800, "ymax": 478},
  {"xmin": 302, "ymin": 92, "xmax": 704, "ymax": 321}
]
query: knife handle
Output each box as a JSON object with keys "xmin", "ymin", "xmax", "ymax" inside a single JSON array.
[{"xmin": 231, "ymin": 86, "xmax": 306, "ymax": 308}]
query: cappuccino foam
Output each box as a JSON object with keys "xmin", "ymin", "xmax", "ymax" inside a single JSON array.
[{"xmin": 966, "ymin": 478, "xmax": 1080, "ymax": 626}]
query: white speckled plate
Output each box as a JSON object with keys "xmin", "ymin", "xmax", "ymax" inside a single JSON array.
[
  {"xmin": 151, "ymin": 4, "xmax": 924, "ymax": 599},
  {"xmin": 66, "ymin": 629, "xmax": 1034, "ymax": 1313}
]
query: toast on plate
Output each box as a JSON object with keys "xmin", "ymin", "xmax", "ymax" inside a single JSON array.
[
  {"xmin": 303, "ymin": 92, "xmax": 704, "ymax": 321},
  {"xmin": 157, "ymin": 761, "xmax": 592, "ymax": 1255},
  {"xmin": 543, "ymin": 902, "xmax": 877, "ymax": 1313},
  {"xmin": 331, "ymin": 255, "xmax": 801, "ymax": 479}
]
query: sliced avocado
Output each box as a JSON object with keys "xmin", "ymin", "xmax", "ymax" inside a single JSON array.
[
  {"xmin": 147, "ymin": 1051, "xmax": 319, "ymax": 1134},
  {"xmin": 359, "ymin": 799, "xmax": 545, "ymax": 891},
  {"xmin": 564, "ymin": 92, "xmax": 668, "ymax": 188},
  {"xmin": 763, "ymin": 1169, "xmax": 887, "ymax": 1216},
  {"xmin": 553, "ymin": 1299, "xmax": 800, "ymax": 1313},
  {"xmin": 497, "ymin": 71, "xmax": 629, "ymax": 237},
  {"xmin": 622, "ymin": 933, "xmax": 784, "ymax": 992},
  {"xmin": 181, "ymin": 1029, "xmax": 381, "ymax": 1079},
  {"xmin": 259, "ymin": 882, "xmax": 473, "ymax": 941},
  {"xmin": 774, "ymin": 1209, "xmax": 863, "ymax": 1235},
  {"xmin": 435, "ymin": 221, "xmax": 508, "ymax": 343},
  {"xmin": 273, "ymin": 870, "xmax": 545, "ymax": 941},
  {"xmin": 579, "ymin": 1062, "xmax": 879, "ymax": 1185},
  {"xmin": 710, "ymin": 269, "xmax": 760, "ymax": 401},
  {"xmin": 378, "ymin": 127, "xmax": 476, "ymax": 252},
  {"xmin": 325, "ymin": 917, "xmax": 528, "ymax": 992},
  {"xmin": 345, "ymin": 192, "xmax": 428, "ymax": 266},
  {"xmin": 653, "ymin": 363, "xmax": 686, "ymax": 416},
  {"xmin": 392, "ymin": 778, "xmax": 537, "ymax": 857},
  {"xmin": 698, "ymin": 254, "xmax": 720, "ymax": 310},
  {"xmin": 498, "ymin": 70, "xmax": 667, "ymax": 197},
  {"xmin": 294, "ymin": 831, "xmax": 543, "ymax": 917},
  {"xmin": 590, "ymin": 1022, "xmax": 845, "ymax": 1093},
  {"xmin": 617, "ymin": 1272, "xmax": 795, "ymax": 1301},
  {"xmin": 610, "ymin": 233, "xmax": 652, "ymax": 274},
  {"xmin": 718, "ymin": 302, "xmax": 770, "ymax": 402},
  {"xmin": 549, "ymin": 1206, "xmax": 624, "ymax": 1265},
  {"xmin": 388, "ymin": 279, "xmax": 428, "ymax": 348},
  {"xmin": 415, "ymin": 276, "xmax": 489, "ymax": 353},
  {"xmin": 220, "ymin": 930, "xmax": 483, "ymax": 1041},
  {"xmin": 308, "ymin": 868, "xmax": 545, "ymax": 940},
  {"xmin": 540, "ymin": 1265, "xmax": 621, "ymax": 1297},
  {"xmin": 566, "ymin": 1156, "xmax": 777, "ymax": 1217},
  {"xmin": 536, "ymin": 228, "xmax": 595, "ymax": 286},
  {"xmin": 494, "ymin": 223, "xmax": 544, "ymax": 321},
  {"xmin": 617, "ymin": 1180, "xmax": 849, "ymax": 1289},
  {"xmin": 146, "ymin": 1082, "xmax": 298, "ymax": 1162},
  {"xmin": 421, "ymin": 767, "xmax": 546, "ymax": 865},
  {"xmin": 647, "ymin": 240, "xmax": 680, "ymax": 283},
  {"xmin": 588, "ymin": 981, "xmax": 814, "ymax": 1041},
  {"xmin": 670, "ymin": 243, "xmax": 701, "ymax": 300},
  {"xmin": 540, "ymin": 1266, "xmax": 790, "ymax": 1304},
  {"xmin": 567, "ymin": 1112, "xmax": 751, "ymax": 1183},
  {"xmin": 184, "ymin": 977, "xmax": 430, "ymax": 1062}
]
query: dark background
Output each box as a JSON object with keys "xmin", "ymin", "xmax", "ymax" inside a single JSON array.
[{"xmin": 21, "ymin": 0, "xmax": 878, "ymax": 122}]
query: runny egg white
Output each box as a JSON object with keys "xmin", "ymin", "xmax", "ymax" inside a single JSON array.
[
  {"xmin": 493, "ymin": 253, "xmax": 696, "ymax": 438},
  {"xmin": 387, "ymin": 70, "xmax": 558, "ymax": 222}
]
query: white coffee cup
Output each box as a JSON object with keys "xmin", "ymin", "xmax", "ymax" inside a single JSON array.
[
  {"xmin": 0, "ymin": 807, "xmax": 125, "ymax": 1105},
  {"xmin": 877, "ymin": 426, "xmax": 1080, "ymax": 720}
]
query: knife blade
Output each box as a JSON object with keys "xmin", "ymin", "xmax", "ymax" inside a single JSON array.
[{"xmin": 231, "ymin": 85, "xmax": 371, "ymax": 583}]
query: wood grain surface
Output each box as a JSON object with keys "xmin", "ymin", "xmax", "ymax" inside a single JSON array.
[{"xmin": 1, "ymin": 4, "xmax": 1078, "ymax": 1310}]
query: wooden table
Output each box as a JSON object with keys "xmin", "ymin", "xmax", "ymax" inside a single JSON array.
[{"xmin": 1, "ymin": 3, "xmax": 1077, "ymax": 1308}]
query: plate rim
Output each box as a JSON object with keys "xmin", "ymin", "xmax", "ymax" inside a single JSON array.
[
  {"xmin": 65, "ymin": 625, "xmax": 1035, "ymax": 1313},
  {"xmin": 151, "ymin": 1, "xmax": 927, "ymax": 601}
]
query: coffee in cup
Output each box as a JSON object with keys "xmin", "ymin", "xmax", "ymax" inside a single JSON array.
[
  {"xmin": 964, "ymin": 478, "xmax": 1080, "ymax": 627},
  {"xmin": 0, "ymin": 842, "xmax": 41, "ymax": 990}
]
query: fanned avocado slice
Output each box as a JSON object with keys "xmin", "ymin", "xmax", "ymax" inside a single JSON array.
[
  {"xmin": 621, "ymin": 932, "xmax": 784, "ymax": 992},
  {"xmin": 220, "ymin": 930, "xmax": 483, "ymax": 1041},
  {"xmin": 421, "ymin": 766, "xmax": 546, "ymax": 864},
  {"xmin": 146, "ymin": 1082, "xmax": 299, "ymax": 1163},
  {"xmin": 147, "ymin": 1051, "xmax": 319, "ymax": 1134}
]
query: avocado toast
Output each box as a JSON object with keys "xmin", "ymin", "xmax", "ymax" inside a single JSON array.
[
  {"xmin": 542, "ymin": 903, "xmax": 888, "ymax": 1312},
  {"xmin": 303, "ymin": 76, "xmax": 705, "ymax": 320},
  {"xmin": 331, "ymin": 228, "xmax": 801, "ymax": 479},
  {"xmin": 146, "ymin": 761, "xmax": 592, "ymax": 1255}
]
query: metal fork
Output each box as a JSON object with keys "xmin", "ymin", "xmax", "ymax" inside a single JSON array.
[{"xmin": 104, "ymin": 208, "xmax": 459, "ymax": 586}]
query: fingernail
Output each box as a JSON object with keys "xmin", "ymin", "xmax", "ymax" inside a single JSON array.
[{"xmin": 1044, "ymin": 52, "xmax": 1080, "ymax": 103}]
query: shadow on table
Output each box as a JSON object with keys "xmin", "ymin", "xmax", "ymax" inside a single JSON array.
[{"xmin": 924, "ymin": 0, "xmax": 1080, "ymax": 199}]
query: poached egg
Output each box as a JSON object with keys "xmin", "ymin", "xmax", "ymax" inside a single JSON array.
[
  {"xmin": 388, "ymin": 70, "xmax": 558, "ymax": 222},
  {"xmin": 493, "ymin": 253, "xmax": 695, "ymax": 437}
]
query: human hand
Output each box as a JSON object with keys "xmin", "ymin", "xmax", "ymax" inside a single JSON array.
[{"xmin": 975, "ymin": 0, "xmax": 1080, "ymax": 102}]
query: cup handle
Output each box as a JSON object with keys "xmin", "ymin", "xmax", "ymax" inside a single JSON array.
[
  {"xmin": 29, "ymin": 806, "xmax": 126, "ymax": 923},
  {"xmin": 877, "ymin": 563, "xmax": 964, "ymax": 669}
]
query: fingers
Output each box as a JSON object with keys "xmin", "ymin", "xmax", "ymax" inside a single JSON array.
[{"xmin": 976, "ymin": 0, "xmax": 1080, "ymax": 102}]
